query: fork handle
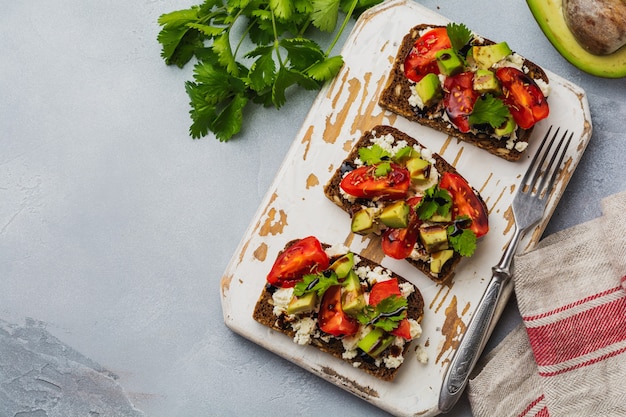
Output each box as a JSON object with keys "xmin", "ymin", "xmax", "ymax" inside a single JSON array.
[{"xmin": 438, "ymin": 228, "xmax": 521, "ymax": 413}]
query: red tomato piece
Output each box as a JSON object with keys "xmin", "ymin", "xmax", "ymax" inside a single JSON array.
[
  {"xmin": 368, "ymin": 278, "xmax": 402, "ymax": 305},
  {"xmin": 318, "ymin": 285, "xmax": 360, "ymax": 336},
  {"xmin": 381, "ymin": 211, "xmax": 420, "ymax": 259},
  {"xmin": 368, "ymin": 278, "xmax": 412, "ymax": 340},
  {"xmin": 266, "ymin": 236, "xmax": 330, "ymax": 288},
  {"xmin": 439, "ymin": 172, "xmax": 489, "ymax": 238},
  {"xmin": 390, "ymin": 319, "xmax": 412, "ymax": 340},
  {"xmin": 495, "ymin": 67, "xmax": 549, "ymax": 130},
  {"xmin": 404, "ymin": 27, "xmax": 452, "ymax": 82},
  {"xmin": 443, "ymin": 72, "xmax": 480, "ymax": 133},
  {"xmin": 340, "ymin": 163, "xmax": 410, "ymax": 201}
]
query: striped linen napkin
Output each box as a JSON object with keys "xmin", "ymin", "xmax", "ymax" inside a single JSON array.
[{"xmin": 467, "ymin": 191, "xmax": 626, "ymax": 417}]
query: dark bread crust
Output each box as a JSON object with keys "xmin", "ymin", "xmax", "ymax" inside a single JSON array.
[
  {"xmin": 379, "ymin": 24, "xmax": 550, "ymax": 162},
  {"xmin": 323, "ymin": 125, "xmax": 487, "ymax": 284},
  {"xmin": 252, "ymin": 240, "xmax": 425, "ymax": 382}
]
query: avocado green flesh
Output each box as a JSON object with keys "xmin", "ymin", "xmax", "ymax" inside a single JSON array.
[{"xmin": 526, "ymin": 0, "xmax": 626, "ymax": 78}]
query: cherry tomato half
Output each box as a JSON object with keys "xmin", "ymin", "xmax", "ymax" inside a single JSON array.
[
  {"xmin": 404, "ymin": 27, "xmax": 452, "ymax": 82},
  {"xmin": 443, "ymin": 72, "xmax": 479, "ymax": 133},
  {"xmin": 340, "ymin": 163, "xmax": 410, "ymax": 201},
  {"xmin": 318, "ymin": 285, "xmax": 360, "ymax": 336},
  {"xmin": 368, "ymin": 278, "xmax": 402, "ymax": 305},
  {"xmin": 266, "ymin": 236, "xmax": 330, "ymax": 288},
  {"xmin": 381, "ymin": 212, "xmax": 420, "ymax": 259},
  {"xmin": 439, "ymin": 172, "xmax": 489, "ymax": 238},
  {"xmin": 495, "ymin": 67, "xmax": 549, "ymax": 130},
  {"xmin": 368, "ymin": 279, "xmax": 411, "ymax": 339}
]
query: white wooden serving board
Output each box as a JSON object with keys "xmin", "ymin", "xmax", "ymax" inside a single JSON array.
[{"xmin": 220, "ymin": 0, "xmax": 592, "ymax": 415}]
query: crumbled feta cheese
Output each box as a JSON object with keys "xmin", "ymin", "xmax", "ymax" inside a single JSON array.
[
  {"xmin": 272, "ymin": 287, "xmax": 294, "ymax": 316},
  {"xmin": 408, "ymin": 84, "xmax": 425, "ymax": 109},
  {"xmin": 383, "ymin": 353, "xmax": 404, "ymax": 369},
  {"xmin": 408, "ymin": 319, "xmax": 422, "ymax": 339},
  {"xmin": 415, "ymin": 344, "xmax": 429, "ymax": 364},
  {"xmin": 409, "ymin": 246, "xmax": 430, "ymax": 262},
  {"xmin": 292, "ymin": 317, "xmax": 317, "ymax": 345},
  {"xmin": 356, "ymin": 265, "xmax": 393, "ymax": 286},
  {"xmin": 325, "ymin": 243, "xmax": 349, "ymax": 257},
  {"xmin": 342, "ymin": 326, "xmax": 370, "ymax": 359},
  {"xmin": 514, "ymin": 140, "xmax": 529, "ymax": 153},
  {"xmin": 399, "ymin": 282, "xmax": 415, "ymax": 298}
]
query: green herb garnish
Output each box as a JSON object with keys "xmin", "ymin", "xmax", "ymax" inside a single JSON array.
[
  {"xmin": 415, "ymin": 185, "xmax": 452, "ymax": 221},
  {"xmin": 358, "ymin": 144, "xmax": 391, "ymax": 165},
  {"xmin": 468, "ymin": 94, "xmax": 511, "ymax": 128},
  {"xmin": 157, "ymin": 0, "xmax": 382, "ymax": 141},
  {"xmin": 293, "ymin": 271, "xmax": 340, "ymax": 297},
  {"xmin": 374, "ymin": 161, "xmax": 392, "ymax": 177},
  {"xmin": 357, "ymin": 295, "xmax": 407, "ymax": 332},
  {"xmin": 446, "ymin": 22, "xmax": 473, "ymax": 53},
  {"xmin": 447, "ymin": 217, "xmax": 477, "ymax": 256}
]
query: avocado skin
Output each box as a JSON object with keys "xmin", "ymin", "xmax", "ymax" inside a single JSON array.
[{"xmin": 527, "ymin": 0, "xmax": 626, "ymax": 78}]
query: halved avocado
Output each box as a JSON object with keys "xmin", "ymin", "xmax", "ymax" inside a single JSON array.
[{"xmin": 526, "ymin": 0, "xmax": 626, "ymax": 78}]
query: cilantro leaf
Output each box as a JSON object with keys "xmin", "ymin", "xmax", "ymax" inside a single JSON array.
[
  {"xmin": 211, "ymin": 93, "xmax": 248, "ymax": 141},
  {"xmin": 311, "ymin": 0, "xmax": 341, "ymax": 32},
  {"xmin": 374, "ymin": 161, "xmax": 392, "ymax": 177},
  {"xmin": 391, "ymin": 146, "xmax": 414, "ymax": 163},
  {"xmin": 357, "ymin": 295, "xmax": 408, "ymax": 332},
  {"xmin": 246, "ymin": 46, "xmax": 276, "ymax": 92},
  {"xmin": 280, "ymin": 38, "xmax": 325, "ymax": 71},
  {"xmin": 306, "ymin": 55, "xmax": 344, "ymax": 82},
  {"xmin": 358, "ymin": 144, "xmax": 391, "ymax": 165},
  {"xmin": 270, "ymin": 0, "xmax": 295, "ymax": 20},
  {"xmin": 469, "ymin": 94, "xmax": 511, "ymax": 128},
  {"xmin": 158, "ymin": 0, "xmax": 378, "ymax": 141},
  {"xmin": 273, "ymin": 67, "xmax": 320, "ymax": 108},
  {"xmin": 446, "ymin": 22, "xmax": 473, "ymax": 53},
  {"xmin": 416, "ymin": 185, "xmax": 452, "ymax": 221},
  {"xmin": 447, "ymin": 225, "xmax": 477, "ymax": 257},
  {"xmin": 293, "ymin": 272, "xmax": 339, "ymax": 297}
]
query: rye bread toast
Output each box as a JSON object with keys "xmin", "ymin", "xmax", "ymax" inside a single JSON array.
[
  {"xmin": 324, "ymin": 125, "xmax": 488, "ymax": 284},
  {"xmin": 379, "ymin": 24, "xmax": 550, "ymax": 161},
  {"xmin": 253, "ymin": 238, "xmax": 425, "ymax": 382}
]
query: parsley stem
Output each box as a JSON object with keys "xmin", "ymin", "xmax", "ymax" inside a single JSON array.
[
  {"xmin": 325, "ymin": 0, "xmax": 358, "ymax": 56},
  {"xmin": 270, "ymin": 8, "xmax": 284, "ymax": 67}
]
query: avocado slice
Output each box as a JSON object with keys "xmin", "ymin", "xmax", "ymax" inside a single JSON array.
[
  {"xmin": 473, "ymin": 69, "xmax": 500, "ymax": 94},
  {"xmin": 471, "ymin": 42, "xmax": 513, "ymax": 69},
  {"xmin": 494, "ymin": 114, "xmax": 517, "ymax": 137},
  {"xmin": 357, "ymin": 328, "xmax": 395, "ymax": 358},
  {"xmin": 430, "ymin": 249, "xmax": 454, "ymax": 274},
  {"xmin": 419, "ymin": 225, "xmax": 449, "ymax": 253},
  {"xmin": 341, "ymin": 270, "xmax": 366, "ymax": 315},
  {"xmin": 527, "ymin": 0, "xmax": 626, "ymax": 78},
  {"xmin": 286, "ymin": 292, "xmax": 318, "ymax": 315},
  {"xmin": 351, "ymin": 208, "xmax": 377, "ymax": 235},
  {"xmin": 329, "ymin": 252, "xmax": 354, "ymax": 279},
  {"xmin": 379, "ymin": 201, "xmax": 410, "ymax": 228},
  {"xmin": 414, "ymin": 73, "xmax": 442, "ymax": 107},
  {"xmin": 405, "ymin": 157, "xmax": 430, "ymax": 181},
  {"xmin": 436, "ymin": 48, "xmax": 464, "ymax": 76}
]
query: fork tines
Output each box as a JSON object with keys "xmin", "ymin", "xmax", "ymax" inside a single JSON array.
[{"xmin": 521, "ymin": 126, "xmax": 573, "ymax": 198}]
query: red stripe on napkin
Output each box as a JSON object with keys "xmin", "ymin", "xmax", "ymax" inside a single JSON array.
[
  {"xmin": 523, "ymin": 286, "xmax": 622, "ymax": 321},
  {"xmin": 524, "ymin": 288, "xmax": 626, "ymax": 368},
  {"xmin": 517, "ymin": 395, "xmax": 549, "ymax": 417}
]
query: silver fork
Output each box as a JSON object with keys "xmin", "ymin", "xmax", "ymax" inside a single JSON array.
[{"xmin": 438, "ymin": 126, "xmax": 573, "ymax": 413}]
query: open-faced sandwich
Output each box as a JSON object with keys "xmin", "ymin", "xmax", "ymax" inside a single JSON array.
[
  {"xmin": 324, "ymin": 125, "xmax": 488, "ymax": 284},
  {"xmin": 253, "ymin": 236, "xmax": 425, "ymax": 382},
  {"xmin": 379, "ymin": 23, "xmax": 550, "ymax": 161}
]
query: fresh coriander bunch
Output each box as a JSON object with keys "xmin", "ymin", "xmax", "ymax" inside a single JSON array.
[{"xmin": 157, "ymin": 0, "xmax": 382, "ymax": 141}]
